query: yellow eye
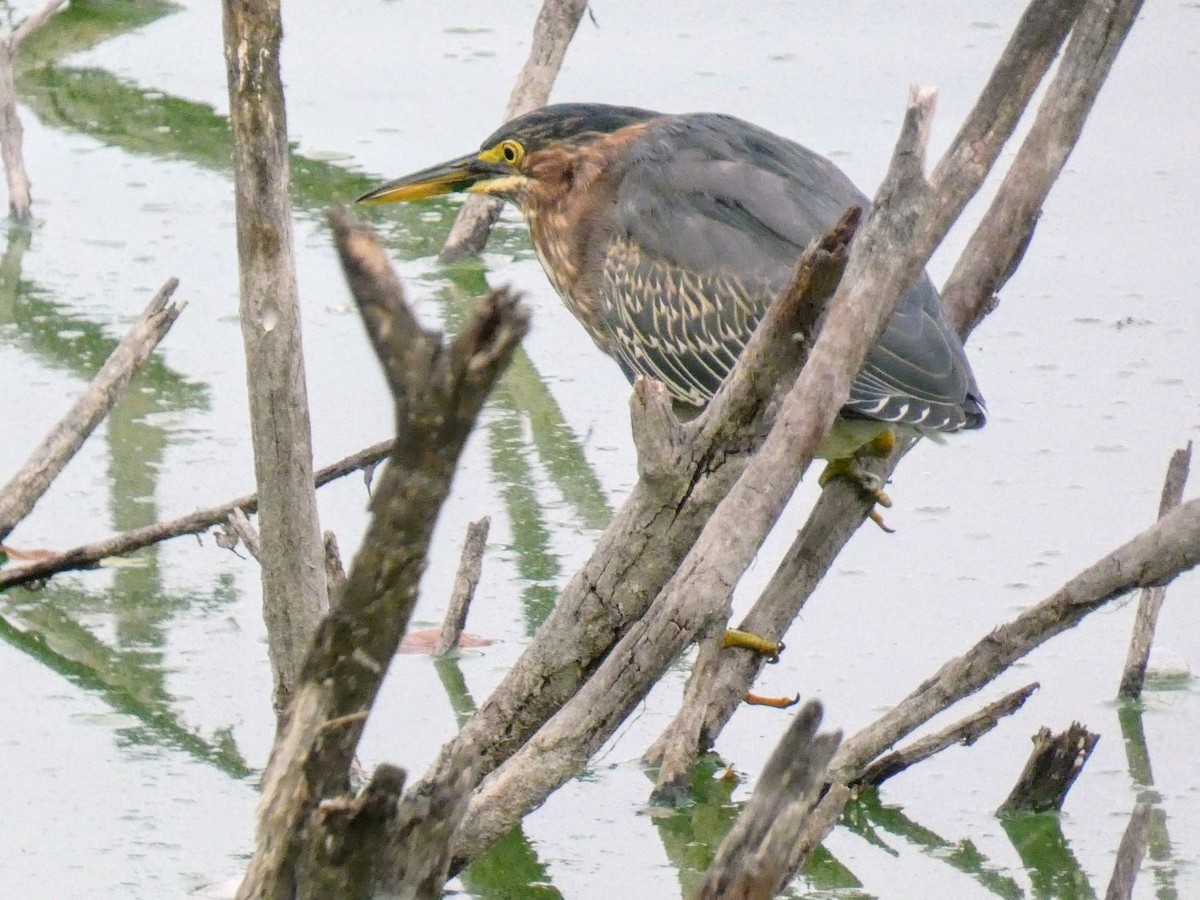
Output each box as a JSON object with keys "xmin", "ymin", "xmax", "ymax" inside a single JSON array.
[{"xmin": 500, "ymin": 139, "xmax": 525, "ymax": 165}]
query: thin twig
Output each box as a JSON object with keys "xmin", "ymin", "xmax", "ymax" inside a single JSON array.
[
  {"xmin": 0, "ymin": 279, "xmax": 184, "ymax": 543},
  {"xmin": 435, "ymin": 517, "xmax": 490, "ymax": 657}
]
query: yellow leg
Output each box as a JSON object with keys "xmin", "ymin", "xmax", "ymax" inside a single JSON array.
[{"xmin": 722, "ymin": 629, "xmax": 784, "ymax": 663}]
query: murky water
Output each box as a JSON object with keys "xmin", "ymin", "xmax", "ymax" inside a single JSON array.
[{"xmin": 1, "ymin": 1, "xmax": 1198, "ymax": 897}]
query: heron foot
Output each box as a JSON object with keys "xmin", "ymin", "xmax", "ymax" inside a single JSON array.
[
  {"xmin": 819, "ymin": 456, "xmax": 895, "ymax": 531},
  {"xmin": 722, "ymin": 629, "xmax": 784, "ymax": 663}
]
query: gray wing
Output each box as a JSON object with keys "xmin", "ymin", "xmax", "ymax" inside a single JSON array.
[{"xmin": 592, "ymin": 113, "xmax": 985, "ymax": 429}]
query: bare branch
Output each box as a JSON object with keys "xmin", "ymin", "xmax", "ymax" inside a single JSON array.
[
  {"xmin": 9, "ymin": 0, "xmax": 68, "ymax": 50},
  {"xmin": 0, "ymin": 279, "xmax": 183, "ymax": 543},
  {"xmin": 435, "ymin": 517, "xmax": 490, "ymax": 656},
  {"xmin": 1118, "ymin": 442, "xmax": 1191, "ymax": 699},
  {"xmin": 223, "ymin": 0, "xmax": 327, "ymax": 710},
  {"xmin": 0, "ymin": 439, "xmax": 390, "ymax": 590},
  {"xmin": 830, "ymin": 498, "xmax": 1200, "ymax": 784},
  {"xmin": 225, "ymin": 508, "xmax": 262, "ymax": 562},
  {"xmin": 942, "ymin": 0, "xmax": 1145, "ymax": 334},
  {"xmin": 857, "ymin": 683, "xmax": 1039, "ymax": 788},
  {"xmin": 381, "ymin": 741, "xmax": 480, "ymax": 895},
  {"xmin": 324, "ymin": 531, "xmax": 347, "ymax": 606},
  {"xmin": 0, "ymin": 0, "xmax": 68, "ymax": 220}
]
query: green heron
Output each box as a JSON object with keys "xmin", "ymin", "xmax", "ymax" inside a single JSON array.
[{"xmin": 358, "ymin": 103, "xmax": 985, "ymax": 513}]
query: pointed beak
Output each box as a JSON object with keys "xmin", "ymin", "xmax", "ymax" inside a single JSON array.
[{"xmin": 355, "ymin": 152, "xmax": 505, "ymax": 204}]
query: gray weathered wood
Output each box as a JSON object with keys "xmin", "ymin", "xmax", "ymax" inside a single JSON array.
[
  {"xmin": 225, "ymin": 507, "xmax": 262, "ymax": 562},
  {"xmin": 1118, "ymin": 443, "xmax": 1191, "ymax": 699},
  {"xmin": 435, "ymin": 517, "xmax": 491, "ymax": 656},
  {"xmin": 235, "ymin": 211, "xmax": 528, "ymax": 899},
  {"xmin": 942, "ymin": 0, "xmax": 1142, "ymax": 337},
  {"xmin": 0, "ymin": 0, "xmax": 67, "ymax": 221},
  {"xmin": 222, "ymin": 0, "xmax": 328, "ymax": 711},
  {"xmin": 0, "ymin": 279, "xmax": 183, "ymax": 543}
]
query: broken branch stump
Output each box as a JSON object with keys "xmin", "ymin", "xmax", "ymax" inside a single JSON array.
[{"xmin": 998, "ymin": 722, "xmax": 1099, "ymax": 815}]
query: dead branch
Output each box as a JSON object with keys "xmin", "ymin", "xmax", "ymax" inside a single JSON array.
[
  {"xmin": 829, "ymin": 497, "xmax": 1200, "ymax": 785},
  {"xmin": 651, "ymin": 0, "xmax": 1143, "ymax": 770},
  {"xmin": 0, "ymin": 0, "xmax": 67, "ymax": 221},
  {"xmin": 235, "ymin": 210, "xmax": 528, "ymax": 899},
  {"xmin": 9, "ymin": 0, "xmax": 67, "ymax": 48},
  {"xmin": 435, "ymin": 517, "xmax": 490, "ymax": 656},
  {"xmin": 223, "ymin": 0, "xmax": 327, "ymax": 711},
  {"xmin": 696, "ymin": 701, "xmax": 841, "ymax": 900},
  {"xmin": 1105, "ymin": 802, "xmax": 1151, "ymax": 900},
  {"xmin": 0, "ymin": 278, "xmax": 184, "ymax": 543},
  {"xmin": 1118, "ymin": 442, "xmax": 1191, "ymax": 699},
  {"xmin": 0, "ymin": 440, "xmax": 389, "ymax": 590},
  {"xmin": 439, "ymin": 0, "xmax": 588, "ymax": 261},
  {"xmin": 857, "ymin": 683, "xmax": 1039, "ymax": 789},
  {"xmin": 998, "ymin": 723, "xmax": 1099, "ymax": 815}
]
